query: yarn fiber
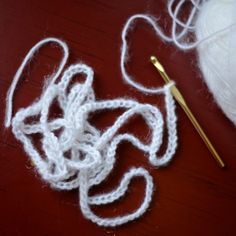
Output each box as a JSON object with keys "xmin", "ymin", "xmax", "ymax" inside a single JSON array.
[{"xmin": 5, "ymin": 38, "xmax": 178, "ymax": 227}]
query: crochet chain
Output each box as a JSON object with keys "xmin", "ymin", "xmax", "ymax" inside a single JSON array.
[{"xmin": 5, "ymin": 37, "xmax": 177, "ymax": 226}]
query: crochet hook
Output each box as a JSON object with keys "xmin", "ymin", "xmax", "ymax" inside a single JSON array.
[{"xmin": 150, "ymin": 55, "xmax": 225, "ymax": 168}]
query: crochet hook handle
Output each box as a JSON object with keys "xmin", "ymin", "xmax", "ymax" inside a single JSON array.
[{"xmin": 150, "ymin": 56, "xmax": 225, "ymax": 168}]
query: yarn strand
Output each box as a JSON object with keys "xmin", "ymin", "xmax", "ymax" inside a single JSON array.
[{"xmin": 5, "ymin": 37, "xmax": 69, "ymax": 128}]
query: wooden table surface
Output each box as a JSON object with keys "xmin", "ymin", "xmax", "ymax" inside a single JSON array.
[{"xmin": 1, "ymin": 0, "xmax": 236, "ymax": 235}]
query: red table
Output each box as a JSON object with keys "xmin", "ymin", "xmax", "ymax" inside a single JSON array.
[{"xmin": 1, "ymin": 1, "xmax": 236, "ymax": 235}]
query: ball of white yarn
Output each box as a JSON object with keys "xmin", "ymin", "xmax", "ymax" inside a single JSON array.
[{"xmin": 196, "ymin": 0, "xmax": 236, "ymax": 125}]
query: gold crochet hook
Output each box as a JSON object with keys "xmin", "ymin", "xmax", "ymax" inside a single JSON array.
[{"xmin": 150, "ymin": 55, "xmax": 225, "ymax": 168}]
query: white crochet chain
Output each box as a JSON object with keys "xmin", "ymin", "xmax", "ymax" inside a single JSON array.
[{"xmin": 5, "ymin": 37, "xmax": 178, "ymax": 227}]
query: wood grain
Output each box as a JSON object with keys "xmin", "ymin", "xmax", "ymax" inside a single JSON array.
[{"xmin": 1, "ymin": 0, "xmax": 236, "ymax": 235}]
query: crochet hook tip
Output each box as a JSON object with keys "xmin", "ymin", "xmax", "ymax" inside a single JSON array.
[{"xmin": 150, "ymin": 56, "xmax": 165, "ymax": 73}]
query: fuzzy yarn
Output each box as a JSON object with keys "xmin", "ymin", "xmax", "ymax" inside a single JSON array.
[
  {"xmin": 5, "ymin": 38, "xmax": 178, "ymax": 227},
  {"xmin": 196, "ymin": 0, "xmax": 236, "ymax": 125}
]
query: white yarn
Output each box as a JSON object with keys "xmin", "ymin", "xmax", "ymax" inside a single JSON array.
[
  {"xmin": 5, "ymin": 38, "xmax": 177, "ymax": 227},
  {"xmin": 196, "ymin": 0, "xmax": 236, "ymax": 125},
  {"xmin": 121, "ymin": 0, "xmax": 236, "ymax": 125},
  {"xmin": 5, "ymin": 37, "xmax": 69, "ymax": 128}
]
